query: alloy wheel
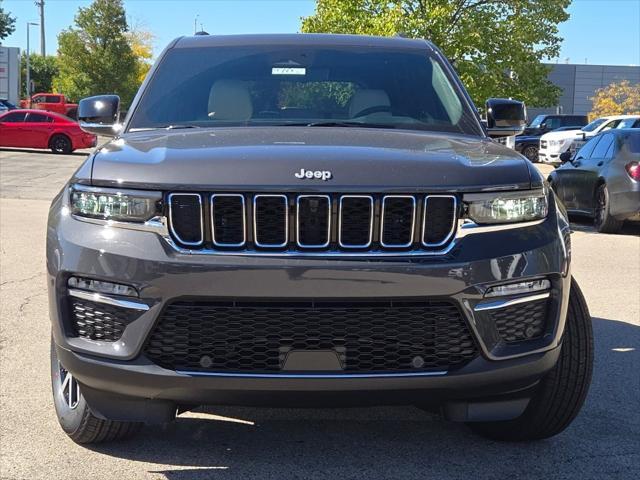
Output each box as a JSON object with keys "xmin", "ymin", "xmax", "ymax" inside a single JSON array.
[{"xmin": 59, "ymin": 363, "xmax": 80, "ymax": 409}]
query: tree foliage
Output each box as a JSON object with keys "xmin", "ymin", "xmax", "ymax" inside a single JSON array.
[
  {"xmin": 0, "ymin": 0, "xmax": 16, "ymax": 41},
  {"xmin": 53, "ymin": 0, "xmax": 138, "ymax": 105},
  {"xmin": 126, "ymin": 26, "xmax": 155, "ymax": 84},
  {"xmin": 589, "ymin": 80, "xmax": 640, "ymax": 119},
  {"xmin": 21, "ymin": 54, "xmax": 59, "ymax": 94},
  {"xmin": 301, "ymin": 0, "xmax": 570, "ymax": 108}
]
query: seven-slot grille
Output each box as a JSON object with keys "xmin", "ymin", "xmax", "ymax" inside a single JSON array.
[{"xmin": 167, "ymin": 193, "xmax": 457, "ymax": 253}]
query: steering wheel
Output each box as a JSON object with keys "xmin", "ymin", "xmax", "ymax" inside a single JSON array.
[{"xmin": 351, "ymin": 105, "xmax": 392, "ymax": 118}]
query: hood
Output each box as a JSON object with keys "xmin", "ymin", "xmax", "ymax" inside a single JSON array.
[
  {"xmin": 90, "ymin": 127, "xmax": 532, "ymax": 192},
  {"xmin": 540, "ymin": 129, "xmax": 584, "ymax": 141}
]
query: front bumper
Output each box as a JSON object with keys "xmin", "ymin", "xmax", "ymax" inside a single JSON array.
[{"xmin": 47, "ymin": 191, "xmax": 572, "ymax": 419}]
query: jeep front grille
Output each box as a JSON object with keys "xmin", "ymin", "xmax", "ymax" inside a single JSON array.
[
  {"xmin": 144, "ymin": 299, "xmax": 478, "ymax": 373},
  {"xmin": 167, "ymin": 193, "xmax": 457, "ymax": 253}
]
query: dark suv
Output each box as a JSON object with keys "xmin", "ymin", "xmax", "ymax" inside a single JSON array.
[
  {"xmin": 48, "ymin": 34, "xmax": 593, "ymax": 444},
  {"xmin": 516, "ymin": 114, "xmax": 589, "ymax": 162}
]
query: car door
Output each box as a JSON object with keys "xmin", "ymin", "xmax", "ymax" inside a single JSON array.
[
  {"xmin": 23, "ymin": 112, "xmax": 54, "ymax": 148},
  {"xmin": 0, "ymin": 111, "xmax": 28, "ymax": 147},
  {"xmin": 574, "ymin": 133, "xmax": 615, "ymax": 211},
  {"xmin": 553, "ymin": 135, "xmax": 602, "ymax": 211}
]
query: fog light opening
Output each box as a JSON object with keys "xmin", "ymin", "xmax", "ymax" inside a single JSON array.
[
  {"xmin": 485, "ymin": 279, "xmax": 551, "ymax": 298},
  {"xmin": 67, "ymin": 276, "xmax": 139, "ymax": 298}
]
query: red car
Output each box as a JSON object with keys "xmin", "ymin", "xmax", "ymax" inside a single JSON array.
[{"xmin": 0, "ymin": 109, "xmax": 97, "ymax": 154}]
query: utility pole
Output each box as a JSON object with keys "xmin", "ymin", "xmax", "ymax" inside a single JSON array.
[
  {"xmin": 35, "ymin": 1, "xmax": 45, "ymax": 56},
  {"xmin": 26, "ymin": 22, "xmax": 39, "ymax": 98}
]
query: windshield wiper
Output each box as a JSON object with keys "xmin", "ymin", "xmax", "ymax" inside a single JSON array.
[
  {"xmin": 164, "ymin": 124, "xmax": 201, "ymax": 130},
  {"xmin": 304, "ymin": 121, "xmax": 395, "ymax": 129}
]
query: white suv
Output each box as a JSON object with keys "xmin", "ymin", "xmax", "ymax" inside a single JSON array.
[{"xmin": 538, "ymin": 115, "xmax": 640, "ymax": 164}]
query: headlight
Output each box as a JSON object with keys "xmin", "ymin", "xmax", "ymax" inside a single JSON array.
[
  {"xmin": 70, "ymin": 185, "xmax": 162, "ymax": 222},
  {"xmin": 465, "ymin": 189, "xmax": 548, "ymax": 224}
]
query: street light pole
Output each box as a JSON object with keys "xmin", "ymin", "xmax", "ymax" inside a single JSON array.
[
  {"xmin": 26, "ymin": 22, "xmax": 39, "ymax": 98},
  {"xmin": 35, "ymin": 1, "xmax": 45, "ymax": 56}
]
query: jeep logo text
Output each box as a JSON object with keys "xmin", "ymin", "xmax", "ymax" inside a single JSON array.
[{"xmin": 294, "ymin": 168, "xmax": 332, "ymax": 181}]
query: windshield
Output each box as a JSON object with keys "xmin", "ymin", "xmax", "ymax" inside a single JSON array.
[
  {"xmin": 527, "ymin": 115, "xmax": 546, "ymax": 128},
  {"xmin": 582, "ymin": 118, "xmax": 607, "ymax": 132},
  {"xmin": 128, "ymin": 45, "xmax": 481, "ymax": 135}
]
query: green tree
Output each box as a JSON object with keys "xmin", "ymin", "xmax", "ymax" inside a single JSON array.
[
  {"xmin": 53, "ymin": 0, "xmax": 138, "ymax": 105},
  {"xmin": 301, "ymin": 0, "xmax": 570, "ymax": 108},
  {"xmin": 0, "ymin": 0, "xmax": 16, "ymax": 41},
  {"xmin": 21, "ymin": 53, "xmax": 59, "ymax": 94}
]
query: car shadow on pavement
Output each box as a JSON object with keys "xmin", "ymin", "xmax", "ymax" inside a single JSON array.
[
  {"xmin": 85, "ymin": 317, "xmax": 640, "ymax": 480},
  {"xmin": 0, "ymin": 147, "xmax": 89, "ymax": 157},
  {"xmin": 569, "ymin": 215, "xmax": 640, "ymax": 236}
]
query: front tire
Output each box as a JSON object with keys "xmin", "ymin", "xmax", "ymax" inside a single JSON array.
[
  {"xmin": 522, "ymin": 145, "xmax": 539, "ymax": 162},
  {"xmin": 50, "ymin": 338, "xmax": 142, "ymax": 444},
  {"xmin": 594, "ymin": 184, "xmax": 623, "ymax": 233},
  {"xmin": 468, "ymin": 278, "xmax": 593, "ymax": 441}
]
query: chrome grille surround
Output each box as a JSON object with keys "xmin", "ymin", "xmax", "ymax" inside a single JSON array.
[
  {"xmin": 253, "ymin": 194, "xmax": 289, "ymax": 248},
  {"xmin": 338, "ymin": 195, "xmax": 374, "ymax": 249},
  {"xmin": 210, "ymin": 194, "xmax": 246, "ymax": 248},
  {"xmin": 422, "ymin": 195, "xmax": 458, "ymax": 247},
  {"xmin": 380, "ymin": 195, "xmax": 417, "ymax": 248},
  {"xmin": 167, "ymin": 193, "xmax": 203, "ymax": 247},
  {"xmin": 296, "ymin": 194, "xmax": 331, "ymax": 248}
]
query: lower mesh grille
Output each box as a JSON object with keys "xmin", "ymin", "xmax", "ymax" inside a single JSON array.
[
  {"xmin": 144, "ymin": 300, "xmax": 478, "ymax": 373},
  {"xmin": 491, "ymin": 299, "xmax": 548, "ymax": 343},
  {"xmin": 69, "ymin": 298, "xmax": 131, "ymax": 342}
]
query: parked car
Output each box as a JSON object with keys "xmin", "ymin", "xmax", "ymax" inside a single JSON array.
[
  {"xmin": 539, "ymin": 115, "xmax": 640, "ymax": 165},
  {"xmin": 19, "ymin": 93, "xmax": 78, "ymax": 119},
  {"xmin": 549, "ymin": 129, "xmax": 640, "ymax": 233},
  {"xmin": 0, "ymin": 99, "xmax": 17, "ymax": 112},
  {"xmin": 515, "ymin": 114, "xmax": 588, "ymax": 162},
  {"xmin": 48, "ymin": 33, "xmax": 591, "ymax": 445},
  {"xmin": 0, "ymin": 109, "xmax": 96, "ymax": 153}
]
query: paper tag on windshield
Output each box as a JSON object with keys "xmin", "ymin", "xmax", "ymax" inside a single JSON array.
[{"xmin": 272, "ymin": 67, "xmax": 306, "ymax": 76}]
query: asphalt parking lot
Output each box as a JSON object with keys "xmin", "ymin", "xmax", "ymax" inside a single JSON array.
[{"xmin": 0, "ymin": 147, "xmax": 638, "ymax": 480}]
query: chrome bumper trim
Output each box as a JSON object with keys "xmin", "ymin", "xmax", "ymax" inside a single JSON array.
[
  {"xmin": 68, "ymin": 289, "xmax": 150, "ymax": 311},
  {"xmin": 473, "ymin": 292, "xmax": 550, "ymax": 312},
  {"xmin": 176, "ymin": 370, "xmax": 448, "ymax": 379}
]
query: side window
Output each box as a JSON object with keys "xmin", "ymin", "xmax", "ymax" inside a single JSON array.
[
  {"xmin": 600, "ymin": 119, "xmax": 620, "ymax": 132},
  {"xmin": 545, "ymin": 117, "xmax": 561, "ymax": 129},
  {"xmin": 1, "ymin": 112, "xmax": 27, "ymax": 123},
  {"xmin": 45, "ymin": 95, "xmax": 60, "ymax": 103},
  {"xmin": 590, "ymin": 134, "xmax": 614, "ymax": 159},
  {"xmin": 575, "ymin": 136, "xmax": 601, "ymax": 160},
  {"xmin": 32, "ymin": 95, "xmax": 45, "ymax": 104},
  {"xmin": 605, "ymin": 138, "xmax": 616, "ymax": 159},
  {"xmin": 26, "ymin": 113, "xmax": 52, "ymax": 123}
]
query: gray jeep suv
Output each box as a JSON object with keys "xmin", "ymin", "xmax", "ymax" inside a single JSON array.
[{"xmin": 47, "ymin": 34, "xmax": 593, "ymax": 444}]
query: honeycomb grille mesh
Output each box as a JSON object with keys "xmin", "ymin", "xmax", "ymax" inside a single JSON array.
[
  {"xmin": 491, "ymin": 299, "xmax": 548, "ymax": 343},
  {"xmin": 144, "ymin": 300, "xmax": 478, "ymax": 373},
  {"xmin": 297, "ymin": 196, "xmax": 330, "ymax": 247},
  {"xmin": 423, "ymin": 197, "xmax": 456, "ymax": 245},
  {"xmin": 212, "ymin": 195, "xmax": 244, "ymax": 246},
  {"xmin": 340, "ymin": 197, "xmax": 373, "ymax": 247},
  {"xmin": 382, "ymin": 197, "xmax": 415, "ymax": 246},
  {"xmin": 255, "ymin": 196, "xmax": 287, "ymax": 246},
  {"xmin": 69, "ymin": 298, "xmax": 131, "ymax": 342},
  {"xmin": 169, "ymin": 194, "xmax": 202, "ymax": 245}
]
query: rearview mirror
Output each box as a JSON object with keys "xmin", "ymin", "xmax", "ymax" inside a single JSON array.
[
  {"xmin": 78, "ymin": 95, "xmax": 121, "ymax": 137},
  {"xmin": 485, "ymin": 98, "xmax": 526, "ymax": 138}
]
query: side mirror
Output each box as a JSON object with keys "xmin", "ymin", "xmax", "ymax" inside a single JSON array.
[
  {"xmin": 485, "ymin": 98, "xmax": 526, "ymax": 138},
  {"xmin": 78, "ymin": 95, "xmax": 121, "ymax": 137},
  {"xmin": 540, "ymin": 122, "xmax": 547, "ymax": 131},
  {"xmin": 559, "ymin": 151, "xmax": 572, "ymax": 164}
]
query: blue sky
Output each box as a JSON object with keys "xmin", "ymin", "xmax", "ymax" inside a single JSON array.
[{"xmin": 3, "ymin": 0, "xmax": 640, "ymax": 66}]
